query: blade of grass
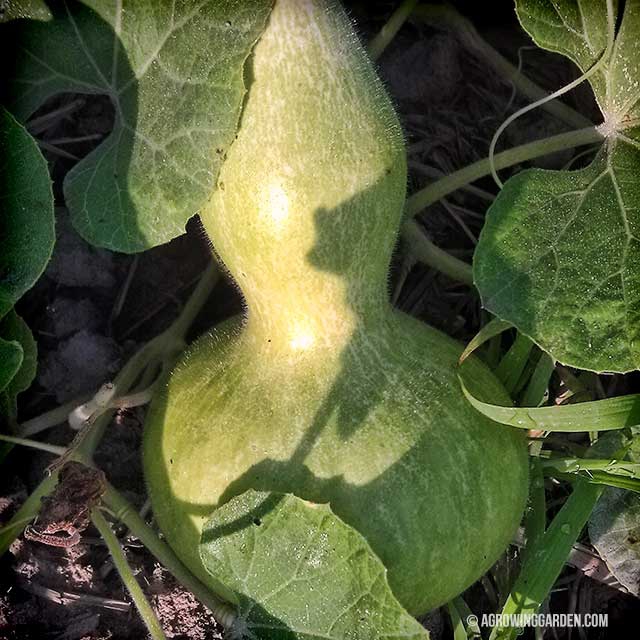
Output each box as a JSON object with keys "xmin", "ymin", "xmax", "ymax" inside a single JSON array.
[
  {"xmin": 453, "ymin": 596, "xmax": 481, "ymax": 638},
  {"xmin": 540, "ymin": 457, "xmax": 640, "ymax": 477},
  {"xmin": 551, "ymin": 470, "xmax": 640, "ymax": 493},
  {"xmin": 521, "ymin": 354, "xmax": 555, "ymax": 408},
  {"xmin": 489, "ymin": 478, "xmax": 603, "ymax": 640},
  {"xmin": 447, "ymin": 599, "xmax": 468, "ymax": 640},
  {"xmin": 522, "ymin": 459, "xmax": 546, "ymax": 563},
  {"xmin": 459, "ymin": 317, "xmax": 513, "ymax": 365},
  {"xmin": 459, "ymin": 378, "xmax": 640, "ymax": 432},
  {"xmin": 495, "ymin": 333, "xmax": 533, "ymax": 394},
  {"xmin": 91, "ymin": 508, "xmax": 167, "ymax": 640}
]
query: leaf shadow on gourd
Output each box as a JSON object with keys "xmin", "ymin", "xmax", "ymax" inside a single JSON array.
[
  {"xmin": 1, "ymin": 0, "xmax": 142, "ymax": 248},
  {"xmin": 205, "ymin": 174, "xmax": 405, "ymax": 521}
]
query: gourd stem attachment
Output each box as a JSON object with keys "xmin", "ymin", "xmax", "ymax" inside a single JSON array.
[
  {"xmin": 91, "ymin": 507, "xmax": 168, "ymax": 640},
  {"xmin": 368, "ymin": 0, "xmax": 419, "ymax": 61},
  {"xmin": 405, "ymin": 126, "xmax": 603, "ymax": 217},
  {"xmin": 102, "ymin": 485, "xmax": 237, "ymax": 629},
  {"xmin": 402, "ymin": 220, "xmax": 473, "ymax": 285},
  {"xmin": 488, "ymin": 0, "xmax": 616, "ymax": 188}
]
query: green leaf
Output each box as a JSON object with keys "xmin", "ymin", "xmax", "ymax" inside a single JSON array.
[
  {"xmin": 458, "ymin": 318, "xmax": 512, "ymax": 365},
  {"xmin": 0, "ymin": 337, "xmax": 22, "ymax": 395},
  {"xmin": 514, "ymin": 0, "xmax": 613, "ymax": 113},
  {"xmin": 3, "ymin": 0, "xmax": 273, "ymax": 253},
  {"xmin": 199, "ymin": 490, "xmax": 429, "ymax": 640},
  {"xmin": 590, "ymin": 488, "xmax": 640, "ymax": 595},
  {"xmin": 495, "ymin": 333, "xmax": 533, "ymax": 393},
  {"xmin": 0, "ymin": 310, "xmax": 37, "ymax": 409},
  {"xmin": 459, "ymin": 374, "xmax": 640, "ymax": 432},
  {"xmin": 475, "ymin": 1, "xmax": 640, "ymax": 373},
  {"xmin": 520, "ymin": 353, "xmax": 555, "ymax": 408},
  {"xmin": 0, "ymin": 0, "xmax": 52, "ymax": 22},
  {"xmin": 0, "ymin": 106, "xmax": 54, "ymax": 319},
  {"xmin": 588, "ymin": 428, "xmax": 640, "ymax": 594},
  {"xmin": 446, "ymin": 600, "xmax": 467, "ymax": 640}
]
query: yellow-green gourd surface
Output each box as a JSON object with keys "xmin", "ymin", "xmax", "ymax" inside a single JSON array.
[{"xmin": 144, "ymin": 0, "xmax": 529, "ymax": 615}]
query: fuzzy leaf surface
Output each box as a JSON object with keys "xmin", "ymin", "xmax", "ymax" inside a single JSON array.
[
  {"xmin": 199, "ymin": 490, "xmax": 428, "ymax": 640},
  {"xmin": 3, "ymin": 0, "xmax": 272, "ymax": 252},
  {"xmin": 0, "ymin": 338, "xmax": 22, "ymax": 396},
  {"xmin": 0, "ymin": 107, "xmax": 54, "ymax": 319},
  {"xmin": 475, "ymin": 1, "xmax": 640, "ymax": 372}
]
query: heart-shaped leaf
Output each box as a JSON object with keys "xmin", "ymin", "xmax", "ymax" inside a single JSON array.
[
  {"xmin": 474, "ymin": 0, "xmax": 640, "ymax": 373},
  {"xmin": 199, "ymin": 490, "xmax": 429, "ymax": 640},
  {"xmin": 2, "ymin": 0, "xmax": 273, "ymax": 253},
  {"xmin": 0, "ymin": 106, "xmax": 54, "ymax": 320}
]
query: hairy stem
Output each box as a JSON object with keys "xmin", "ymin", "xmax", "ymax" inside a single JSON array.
[
  {"xmin": 103, "ymin": 485, "xmax": 237, "ymax": 628},
  {"xmin": 0, "ymin": 434, "xmax": 66, "ymax": 456},
  {"xmin": 406, "ymin": 126, "xmax": 602, "ymax": 217},
  {"xmin": 413, "ymin": 5, "xmax": 592, "ymax": 130},
  {"xmin": 18, "ymin": 393, "xmax": 93, "ymax": 437},
  {"xmin": 402, "ymin": 220, "xmax": 473, "ymax": 285},
  {"xmin": 368, "ymin": 0, "xmax": 419, "ymax": 61},
  {"xmin": 91, "ymin": 508, "xmax": 167, "ymax": 640}
]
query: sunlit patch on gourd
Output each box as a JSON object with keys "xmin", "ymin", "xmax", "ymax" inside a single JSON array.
[
  {"xmin": 288, "ymin": 321, "xmax": 315, "ymax": 351},
  {"xmin": 259, "ymin": 181, "xmax": 290, "ymax": 231}
]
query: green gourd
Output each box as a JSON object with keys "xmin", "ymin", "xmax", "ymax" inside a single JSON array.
[{"xmin": 143, "ymin": 0, "xmax": 529, "ymax": 615}]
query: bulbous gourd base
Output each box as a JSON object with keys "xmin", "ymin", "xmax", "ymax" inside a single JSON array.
[{"xmin": 144, "ymin": 311, "xmax": 529, "ymax": 615}]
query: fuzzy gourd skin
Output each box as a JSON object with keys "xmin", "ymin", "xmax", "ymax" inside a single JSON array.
[{"xmin": 143, "ymin": 0, "xmax": 529, "ymax": 616}]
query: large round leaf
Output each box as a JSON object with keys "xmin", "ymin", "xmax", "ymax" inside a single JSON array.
[
  {"xmin": 0, "ymin": 107, "xmax": 54, "ymax": 320},
  {"xmin": 475, "ymin": 0, "xmax": 640, "ymax": 373},
  {"xmin": 3, "ymin": 0, "xmax": 273, "ymax": 253},
  {"xmin": 199, "ymin": 490, "xmax": 429, "ymax": 640}
]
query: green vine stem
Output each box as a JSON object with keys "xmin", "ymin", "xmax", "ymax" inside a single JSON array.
[
  {"xmin": 18, "ymin": 393, "xmax": 93, "ymax": 437},
  {"xmin": 80, "ymin": 263, "xmax": 219, "ymax": 460},
  {"xmin": 368, "ymin": 0, "xmax": 419, "ymax": 61},
  {"xmin": 405, "ymin": 126, "xmax": 602, "ymax": 217},
  {"xmin": 0, "ymin": 434, "xmax": 66, "ymax": 456},
  {"xmin": 488, "ymin": 0, "xmax": 614, "ymax": 189},
  {"xmin": 0, "ymin": 263, "xmax": 219, "ymax": 555},
  {"xmin": 402, "ymin": 220, "xmax": 473, "ymax": 285},
  {"xmin": 102, "ymin": 485, "xmax": 237, "ymax": 628},
  {"xmin": 91, "ymin": 508, "xmax": 167, "ymax": 640},
  {"xmin": 413, "ymin": 5, "xmax": 592, "ymax": 131}
]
